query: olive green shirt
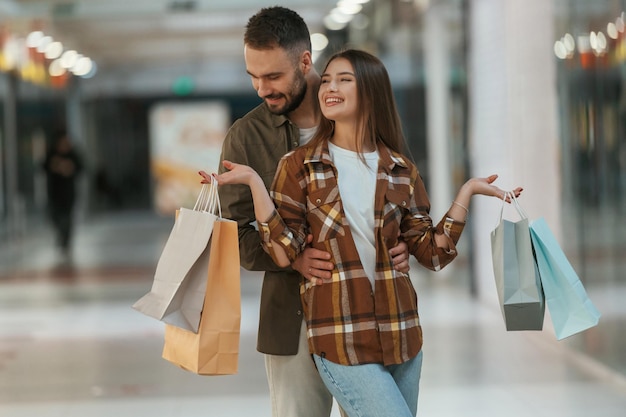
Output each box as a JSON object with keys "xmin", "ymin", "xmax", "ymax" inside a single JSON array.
[{"xmin": 218, "ymin": 103, "xmax": 304, "ymax": 355}]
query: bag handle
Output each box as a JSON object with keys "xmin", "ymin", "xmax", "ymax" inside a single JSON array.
[
  {"xmin": 509, "ymin": 191, "xmax": 528, "ymax": 219},
  {"xmin": 494, "ymin": 190, "xmax": 527, "ymax": 228},
  {"xmin": 192, "ymin": 182, "xmax": 223, "ymax": 218},
  {"xmin": 206, "ymin": 179, "xmax": 222, "ymax": 218},
  {"xmin": 494, "ymin": 192, "xmax": 508, "ymax": 229},
  {"xmin": 193, "ymin": 184, "xmax": 209, "ymax": 211}
]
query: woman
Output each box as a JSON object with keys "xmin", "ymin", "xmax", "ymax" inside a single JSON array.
[{"xmin": 201, "ymin": 49, "xmax": 522, "ymax": 416}]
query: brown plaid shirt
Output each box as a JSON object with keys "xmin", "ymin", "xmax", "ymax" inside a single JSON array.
[{"xmin": 259, "ymin": 140, "xmax": 465, "ymax": 366}]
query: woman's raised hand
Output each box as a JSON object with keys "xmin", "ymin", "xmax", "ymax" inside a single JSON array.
[
  {"xmin": 198, "ymin": 160, "xmax": 260, "ymax": 187},
  {"xmin": 463, "ymin": 174, "xmax": 523, "ymax": 202},
  {"xmin": 447, "ymin": 174, "xmax": 523, "ymax": 226},
  {"xmin": 198, "ymin": 170, "xmax": 213, "ymax": 184}
]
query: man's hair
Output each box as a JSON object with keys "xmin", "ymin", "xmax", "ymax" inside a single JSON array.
[{"xmin": 244, "ymin": 6, "xmax": 311, "ymax": 62}]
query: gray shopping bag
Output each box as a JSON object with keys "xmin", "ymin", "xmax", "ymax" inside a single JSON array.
[
  {"xmin": 133, "ymin": 184, "xmax": 220, "ymax": 332},
  {"xmin": 490, "ymin": 193, "xmax": 545, "ymax": 331}
]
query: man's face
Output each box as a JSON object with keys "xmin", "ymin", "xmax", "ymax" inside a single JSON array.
[{"xmin": 244, "ymin": 46, "xmax": 307, "ymax": 115}]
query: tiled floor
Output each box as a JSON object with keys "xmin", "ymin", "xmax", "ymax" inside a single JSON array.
[{"xmin": 1, "ymin": 211, "xmax": 625, "ymax": 417}]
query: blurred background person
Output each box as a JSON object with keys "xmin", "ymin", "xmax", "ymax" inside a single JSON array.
[{"xmin": 42, "ymin": 129, "xmax": 83, "ymax": 256}]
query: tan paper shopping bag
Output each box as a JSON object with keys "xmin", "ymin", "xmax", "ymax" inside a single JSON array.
[{"xmin": 162, "ymin": 218, "xmax": 241, "ymax": 375}]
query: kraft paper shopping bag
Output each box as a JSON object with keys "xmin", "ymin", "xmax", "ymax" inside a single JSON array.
[
  {"xmin": 162, "ymin": 218, "xmax": 241, "ymax": 375},
  {"xmin": 529, "ymin": 217, "xmax": 601, "ymax": 340},
  {"xmin": 491, "ymin": 193, "xmax": 544, "ymax": 331},
  {"xmin": 133, "ymin": 184, "xmax": 220, "ymax": 332}
]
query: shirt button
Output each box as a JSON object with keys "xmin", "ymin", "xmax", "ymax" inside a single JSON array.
[
  {"xmin": 401, "ymin": 201, "xmax": 407, "ymax": 206},
  {"xmin": 296, "ymin": 310, "xmax": 302, "ymax": 316},
  {"xmin": 316, "ymin": 198, "xmax": 322, "ymax": 204},
  {"xmin": 293, "ymin": 141, "xmax": 298, "ymax": 147}
]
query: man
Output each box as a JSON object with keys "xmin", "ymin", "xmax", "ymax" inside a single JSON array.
[
  {"xmin": 43, "ymin": 129, "xmax": 83, "ymax": 256},
  {"xmin": 218, "ymin": 7, "xmax": 409, "ymax": 417}
]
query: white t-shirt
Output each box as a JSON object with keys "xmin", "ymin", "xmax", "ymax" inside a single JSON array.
[
  {"xmin": 299, "ymin": 126, "xmax": 317, "ymax": 146},
  {"xmin": 328, "ymin": 141, "xmax": 379, "ymax": 288}
]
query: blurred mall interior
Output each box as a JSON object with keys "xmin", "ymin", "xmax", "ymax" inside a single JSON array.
[{"xmin": 0, "ymin": 0, "xmax": 625, "ymax": 416}]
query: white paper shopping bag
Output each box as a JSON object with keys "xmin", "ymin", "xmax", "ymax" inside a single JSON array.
[{"xmin": 133, "ymin": 184, "xmax": 221, "ymax": 332}]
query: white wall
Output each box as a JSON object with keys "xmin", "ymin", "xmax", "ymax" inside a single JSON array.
[{"xmin": 469, "ymin": 0, "xmax": 561, "ymax": 304}]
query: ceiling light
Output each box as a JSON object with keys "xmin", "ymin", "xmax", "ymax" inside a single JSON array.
[
  {"xmin": 311, "ymin": 33, "xmax": 329, "ymax": 51},
  {"xmin": 36, "ymin": 36, "xmax": 52, "ymax": 53},
  {"xmin": 563, "ymin": 33, "xmax": 575, "ymax": 52},
  {"xmin": 72, "ymin": 56, "xmax": 93, "ymax": 76},
  {"xmin": 554, "ymin": 41, "xmax": 567, "ymax": 59},
  {"xmin": 330, "ymin": 8, "xmax": 353, "ymax": 24},
  {"xmin": 26, "ymin": 31, "xmax": 44, "ymax": 48},
  {"xmin": 49, "ymin": 59, "xmax": 67, "ymax": 77},
  {"xmin": 80, "ymin": 61, "xmax": 97, "ymax": 79},
  {"xmin": 45, "ymin": 41, "xmax": 63, "ymax": 60},
  {"xmin": 616, "ymin": 16, "xmax": 625, "ymax": 33},
  {"xmin": 324, "ymin": 15, "xmax": 348, "ymax": 31},
  {"xmin": 60, "ymin": 50, "xmax": 79, "ymax": 68},
  {"xmin": 595, "ymin": 31, "xmax": 607, "ymax": 51},
  {"xmin": 337, "ymin": 1, "xmax": 362, "ymax": 15},
  {"xmin": 607, "ymin": 22, "xmax": 618, "ymax": 39}
]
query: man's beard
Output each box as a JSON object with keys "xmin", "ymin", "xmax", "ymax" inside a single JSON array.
[{"xmin": 265, "ymin": 70, "xmax": 307, "ymax": 116}]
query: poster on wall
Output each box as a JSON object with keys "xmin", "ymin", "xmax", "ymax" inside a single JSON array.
[{"xmin": 149, "ymin": 101, "xmax": 230, "ymax": 215}]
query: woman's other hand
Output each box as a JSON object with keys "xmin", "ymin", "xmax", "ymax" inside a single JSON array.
[
  {"xmin": 462, "ymin": 174, "xmax": 523, "ymax": 202},
  {"xmin": 198, "ymin": 160, "xmax": 260, "ymax": 187}
]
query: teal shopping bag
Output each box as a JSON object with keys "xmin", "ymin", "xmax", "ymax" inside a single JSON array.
[{"xmin": 529, "ymin": 218, "xmax": 601, "ymax": 340}]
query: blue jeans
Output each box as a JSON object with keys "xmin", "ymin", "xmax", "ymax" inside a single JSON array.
[{"xmin": 313, "ymin": 350, "xmax": 423, "ymax": 417}]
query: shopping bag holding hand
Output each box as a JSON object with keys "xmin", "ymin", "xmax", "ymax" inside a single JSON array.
[
  {"xmin": 132, "ymin": 184, "xmax": 221, "ymax": 333},
  {"xmin": 490, "ymin": 192, "xmax": 545, "ymax": 331}
]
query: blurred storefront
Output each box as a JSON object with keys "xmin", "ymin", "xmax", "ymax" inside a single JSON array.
[{"xmin": 552, "ymin": 0, "xmax": 626, "ymax": 375}]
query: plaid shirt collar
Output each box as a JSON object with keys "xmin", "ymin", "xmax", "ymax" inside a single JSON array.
[{"xmin": 303, "ymin": 140, "xmax": 409, "ymax": 172}]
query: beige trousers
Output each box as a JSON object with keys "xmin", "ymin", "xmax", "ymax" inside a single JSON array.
[{"xmin": 265, "ymin": 321, "xmax": 344, "ymax": 417}]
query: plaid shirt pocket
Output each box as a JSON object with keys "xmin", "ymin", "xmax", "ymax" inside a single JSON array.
[{"xmin": 307, "ymin": 187, "xmax": 346, "ymax": 243}]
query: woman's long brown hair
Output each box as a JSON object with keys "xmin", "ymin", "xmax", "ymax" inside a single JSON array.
[{"xmin": 308, "ymin": 49, "xmax": 409, "ymax": 159}]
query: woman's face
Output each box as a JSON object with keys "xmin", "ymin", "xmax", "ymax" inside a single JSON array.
[{"xmin": 318, "ymin": 57, "xmax": 358, "ymax": 124}]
